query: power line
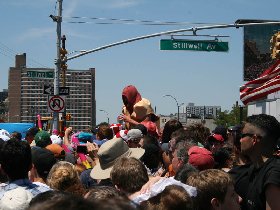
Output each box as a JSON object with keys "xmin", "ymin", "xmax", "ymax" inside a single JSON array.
[
  {"xmin": 63, "ymin": 16, "xmax": 224, "ymax": 26},
  {"xmin": 0, "ymin": 41, "xmax": 50, "ymax": 68},
  {"xmin": 0, "ymin": 50, "xmax": 14, "ymax": 61},
  {"xmin": 0, "ymin": 42, "xmax": 17, "ymax": 55}
]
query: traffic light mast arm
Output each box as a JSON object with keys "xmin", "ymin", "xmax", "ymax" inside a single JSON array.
[{"xmin": 66, "ymin": 21, "xmax": 280, "ymax": 62}]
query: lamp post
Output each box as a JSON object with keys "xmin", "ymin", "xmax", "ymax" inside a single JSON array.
[
  {"xmin": 99, "ymin": 109, "xmax": 109, "ymax": 124},
  {"xmin": 163, "ymin": 95, "xmax": 184, "ymax": 121}
]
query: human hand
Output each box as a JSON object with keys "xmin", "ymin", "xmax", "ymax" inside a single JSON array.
[
  {"xmin": 140, "ymin": 176, "xmax": 163, "ymax": 194},
  {"xmin": 86, "ymin": 141, "xmax": 99, "ymax": 158},
  {"xmin": 65, "ymin": 127, "xmax": 73, "ymax": 136},
  {"xmin": 153, "ymin": 168, "xmax": 166, "ymax": 177},
  {"xmin": 118, "ymin": 114, "xmax": 131, "ymax": 123}
]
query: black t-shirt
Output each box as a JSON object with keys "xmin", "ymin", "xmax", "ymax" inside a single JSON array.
[
  {"xmin": 229, "ymin": 164, "xmax": 251, "ymax": 210},
  {"xmin": 229, "ymin": 157, "xmax": 280, "ymax": 210}
]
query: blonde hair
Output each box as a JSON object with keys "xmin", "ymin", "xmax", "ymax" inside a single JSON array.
[{"xmin": 47, "ymin": 161, "xmax": 81, "ymax": 191}]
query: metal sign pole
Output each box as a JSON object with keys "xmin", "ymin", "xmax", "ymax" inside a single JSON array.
[{"xmin": 52, "ymin": 0, "xmax": 63, "ymax": 131}]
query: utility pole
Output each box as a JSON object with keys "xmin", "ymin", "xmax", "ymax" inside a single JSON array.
[{"xmin": 52, "ymin": 0, "xmax": 63, "ymax": 131}]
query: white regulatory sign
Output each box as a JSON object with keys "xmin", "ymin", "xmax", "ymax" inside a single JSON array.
[{"xmin": 48, "ymin": 95, "xmax": 65, "ymax": 113}]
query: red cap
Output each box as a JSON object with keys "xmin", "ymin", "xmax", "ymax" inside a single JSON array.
[
  {"xmin": 188, "ymin": 146, "xmax": 214, "ymax": 171},
  {"xmin": 208, "ymin": 134, "xmax": 224, "ymax": 142},
  {"xmin": 141, "ymin": 121, "xmax": 159, "ymax": 137}
]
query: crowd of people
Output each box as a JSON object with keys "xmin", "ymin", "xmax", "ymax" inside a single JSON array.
[{"xmin": 0, "ymin": 85, "xmax": 280, "ymax": 210}]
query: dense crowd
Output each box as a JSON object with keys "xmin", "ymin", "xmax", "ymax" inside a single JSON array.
[{"xmin": 0, "ymin": 85, "xmax": 280, "ymax": 210}]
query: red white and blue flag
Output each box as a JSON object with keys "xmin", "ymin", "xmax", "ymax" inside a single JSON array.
[{"xmin": 240, "ymin": 60, "xmax": 280, "ymax": 105}]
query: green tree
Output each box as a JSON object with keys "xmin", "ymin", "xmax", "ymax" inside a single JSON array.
[{"xmin": 214, "ymin": 105, "xmax": 247, "ymax": 127}]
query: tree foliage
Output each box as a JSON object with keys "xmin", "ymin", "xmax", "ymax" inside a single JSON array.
[{"xmin": 214, "ymin": 105, "xmax": 247, "ymax": 127}]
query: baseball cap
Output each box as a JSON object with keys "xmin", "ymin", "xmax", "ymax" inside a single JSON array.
[
  {"xmin": 127, "ymin": 129, "xmax": 143, "ymax": 141},
  {"xmin": 208, "ymin": 134, "xmax": 224, "ymax": 142},
  {"xmin": 45, "ymin": 144, "xmax": 66, "ymax": 159},
  {"xmin": 212, "ymin": 125, "xmax": 227, "ymax": 140},
  {"xmin": 141, "ymin": 121, "xmax": 159, "ymax": 137},
  {"xmin": 78, "ymin": 132, "xmax": 93, "ymax": 143},
  {"xmin": 32, "ymin": 147, "xmax": 57, "ymax": 178},
  {"xmin": 188, "ymin": 146, "xmax": 214, "ymax": 171},
  {"xmin": 35, "ymin": 131, "xmax": 52, "ymax": 148},
  {"xmin": 0, "ymin": 187, "xmax": 33, "ymax": 210},
  {"xmin": 0, "ymin": 129, "xmax": 10, "ymax": 141},
  {"xmin": 50, "ymin": 134, "xmax": 62, "ymax": 145}
]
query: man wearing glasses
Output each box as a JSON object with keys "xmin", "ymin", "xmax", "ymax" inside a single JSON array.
[{"xmin": 230, "ymin": 114, "xmax": 280, "ymax": 210}]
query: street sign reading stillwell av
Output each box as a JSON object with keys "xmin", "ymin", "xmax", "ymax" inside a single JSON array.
[
  {"xmin": 27, "ymin": 71, "xmax": 54, "ymax": 79},
  {"xmin": 160, "ymin": 39, "xmax": 229, "ymax": 52}
]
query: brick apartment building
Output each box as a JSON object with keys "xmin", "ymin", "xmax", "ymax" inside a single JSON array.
[{"xmin": 8, "ymin": 53, "xmax": 96, "ymax": 131}]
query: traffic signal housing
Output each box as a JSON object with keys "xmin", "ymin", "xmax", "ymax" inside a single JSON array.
[
  {"xmin": 60, "ymin": 48, "xmax": 67, "ymax": 61},
  {"xmin": 61, "ymin": 63, "xmax": 68, "ymax": 71},
  {"xmin": 65, "ymin": 114, "xmax": 71, "ymax": 121}
]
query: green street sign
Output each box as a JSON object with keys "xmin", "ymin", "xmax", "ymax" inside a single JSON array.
[
  {"xmin": 27, "ymin": 71, "xmax": 54, "ymax": 79},
  {"xmin": 160, "ymin": 39, "xmax": 229, "ymax": 52}
]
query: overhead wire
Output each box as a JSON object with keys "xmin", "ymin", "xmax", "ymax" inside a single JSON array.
[
  {"xmin": 0, "ymin": 42, "xmax": 18, "ymax": 61},
  {"xmin": 63, "ymin": 16, "xmax": 224, "ymax": 26},
  {"xmin": 0, "ymin": 41, "xmax": 50, "ymax": 69}
]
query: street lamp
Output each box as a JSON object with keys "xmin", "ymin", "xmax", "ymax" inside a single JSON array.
[
  {"xmin": 163, "ymin": 94, "xmax": 184, "ymax": 121},
  {"xmin": 99, "ymin": 109, "xmax": 109, "ymax": 124}
]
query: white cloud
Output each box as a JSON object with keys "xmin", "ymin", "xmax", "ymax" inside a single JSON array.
[
  {"xmin": 3, "ymin": 0, "xmax": 55, "ymax": 7},
  {"xmin": 63, "ymin": 0, "xmax": 79, "ymax": 17},
  {"xmin": 105, "ymin": 0, "xmax": 140, "ymax": 9},
  {"xmin": 70, "ymin": 0, "xmax": 140, "ymax": 10},
  {"xmin": 17, "ymin": 27, "xmax": 54, "ymax": 42}
]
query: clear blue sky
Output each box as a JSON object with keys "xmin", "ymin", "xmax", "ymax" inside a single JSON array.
[{"xmin": 0, "ymin": 0, "xmax": 279, "ymax": 124}]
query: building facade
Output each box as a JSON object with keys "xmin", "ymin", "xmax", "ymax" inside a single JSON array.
[
  {"xmin": 159, "ymin": 102, "xmax": 220, "ymax": 131},
  {"xmin": 8, "ymin": 53, "xmax": 96, "ymax": 131},
  {"xmin": 0, "ymin": 89, "xmax": 8, "ymax": 103},
  {"xmin": 184, "ymin": 103, "xmax": 221, "ymax": 119}
]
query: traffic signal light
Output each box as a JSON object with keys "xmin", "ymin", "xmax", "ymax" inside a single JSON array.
[
  {"xmin": 65, "ymin": 114, "xmax": 71, "ymax": 121},
  {"xmin": 61, "ymin": 63, "xmax": 68, "ymax": 71},
  {"xmin": 60, "ymin": 48, "xmax": 67, "ymax": 60}
]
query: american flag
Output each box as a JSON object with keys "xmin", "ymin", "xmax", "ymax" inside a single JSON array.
[{"xmin": 240, "ymin": 60, "xmax": 280, "ymax": 105}]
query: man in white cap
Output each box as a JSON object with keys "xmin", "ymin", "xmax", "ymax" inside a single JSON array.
[{"xmin": 126, "ymin": 129, "xmax": 143, "ymax": 148}]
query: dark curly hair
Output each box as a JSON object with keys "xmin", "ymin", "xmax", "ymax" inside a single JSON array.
[{"xmin": 0, "ymin": 139, "xmax": 32, "ymax": 181}]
